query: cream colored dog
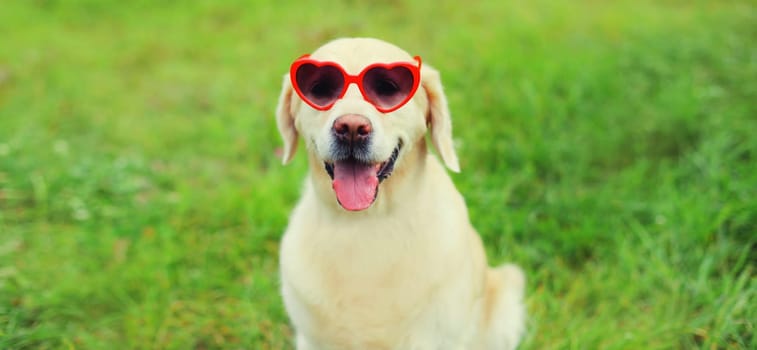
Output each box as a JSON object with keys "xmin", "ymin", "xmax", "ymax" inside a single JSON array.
[{"xmin": 276, "ymin": 38, "xmax": 525, "ymax": 350}]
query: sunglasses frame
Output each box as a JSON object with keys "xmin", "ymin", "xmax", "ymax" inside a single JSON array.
[{"xmin": 290, "ymin": 54, "xmax": 422, "ymax": 113}]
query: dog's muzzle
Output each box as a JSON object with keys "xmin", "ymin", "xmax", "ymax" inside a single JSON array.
[{"xmin": 324, "ymin": 115, "xmax": 401, "ymax": 211}]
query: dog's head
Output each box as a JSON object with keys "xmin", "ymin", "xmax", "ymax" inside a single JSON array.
[{"xmin": 276, "ymin": 38, "xmax": 459, "ymax": 211}]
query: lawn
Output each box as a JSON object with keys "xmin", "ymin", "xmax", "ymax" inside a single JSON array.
[{"xmin": 0, "ymin": 1, "xmax": 755, "ymax": 349}]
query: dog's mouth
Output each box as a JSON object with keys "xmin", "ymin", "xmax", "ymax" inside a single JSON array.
[{"xmin": 324, "ymin": 142, "xmax": 402, "ymax": 211}]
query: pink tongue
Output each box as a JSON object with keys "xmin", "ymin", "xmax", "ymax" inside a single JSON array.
[{"xmin": 332, "ymin": 160, "xmax": 379, "ymax": 211}]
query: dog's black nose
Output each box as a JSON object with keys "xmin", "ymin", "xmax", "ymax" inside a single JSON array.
[{"xmin": 333, "ymin": 114, "xmax": 372, "ymax": 144}]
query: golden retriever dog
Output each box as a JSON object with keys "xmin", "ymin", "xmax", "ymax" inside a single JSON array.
[{"xmin": 276, "ymin": 37, "xmax": 525, "ymax": 350}]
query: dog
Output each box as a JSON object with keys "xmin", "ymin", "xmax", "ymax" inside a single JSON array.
[{"xmin": 275, "ymin": 38, "xmax": 525, "ymax": 350}]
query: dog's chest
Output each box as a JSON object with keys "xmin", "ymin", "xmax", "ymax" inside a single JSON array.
[
  {"xmin": 280, "ymin": 226, "xmax": 481, "ymax": 348},
  {"xmin": 282, "ymin": 262, "xmax": 479, "ymax": 349}
]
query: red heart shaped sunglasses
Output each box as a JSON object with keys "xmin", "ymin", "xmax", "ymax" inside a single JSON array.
[{"xmin": 290, "ymin": 55, "xmax": 422, "ymax": 113}]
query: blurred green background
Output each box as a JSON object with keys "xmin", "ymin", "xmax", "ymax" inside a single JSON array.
[{"xmin": 0, "ymin": 1, "xmax": 755, "ymax": 349}]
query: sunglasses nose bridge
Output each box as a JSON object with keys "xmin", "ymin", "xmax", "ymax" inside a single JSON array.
[
  {"xmin": 342, "ymin": 81, "xmax": 363, "ymax": 99},
  {"xmin": 330, "ymin": 84, "xmax": 378, "ymax": 115}
]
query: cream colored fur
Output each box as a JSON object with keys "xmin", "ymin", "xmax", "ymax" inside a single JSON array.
[{"xmin": 276, "ymin": 38, "xmax": 526, "ymax": 350}]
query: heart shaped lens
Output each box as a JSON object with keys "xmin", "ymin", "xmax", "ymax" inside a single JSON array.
[
  {"xmin": 362, "ymin": 66, "xmax": 415, "ymax": 110},
  {"xmin": 295, "ymin": 64, "xmax": 345, "ymax": 108}
]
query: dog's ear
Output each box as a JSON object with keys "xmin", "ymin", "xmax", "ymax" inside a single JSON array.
[
  {"xmin": 422, "ymin": 65, "xmax": 460, "ymax": 172},
  {"xmin": 276, "ymin": 74, "xmax": 298, "ymax": 165}
]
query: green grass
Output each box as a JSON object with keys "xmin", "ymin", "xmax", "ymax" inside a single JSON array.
[{"xmin": 0, "ymin": 0, "xmax": 755, "ymax": 349}]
